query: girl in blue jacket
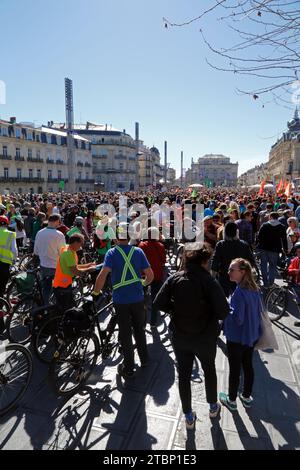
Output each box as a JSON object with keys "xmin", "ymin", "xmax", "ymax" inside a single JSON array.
[{"xmin": 219, "ymin": 258, "xmax": 262, "ymax": 411}]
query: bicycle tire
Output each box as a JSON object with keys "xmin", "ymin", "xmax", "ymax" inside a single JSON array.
[
  {"xmin": 0, "ymin": 343, "xmax": 33, "ymax": 417},
  {"xmin": 6, "ymin": 297, "xmax": 37, "ymax": 344},
  {"xmin": 0, "ymin": 297, "xmax": 11, "ymax": 334},
  {"xmin": 32, "ymin": 314, "xmax": 62, "ymax": 364},
  {"xmin": 49, "ymin": 332, "xmax": 100, "ymax": 396},
  {"xmin": 265, "ymin": 286, "xmax": 287, "ymax": 322}
]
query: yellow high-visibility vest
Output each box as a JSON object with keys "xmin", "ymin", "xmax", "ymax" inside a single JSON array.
[{"xmin": 0, "ymin": 229, "xmax": 15, "ymax": 265}]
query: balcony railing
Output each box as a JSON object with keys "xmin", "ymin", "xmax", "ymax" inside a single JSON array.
[
  {"xmin": 84, "ymin": 162, "xmax": 92, "ymax": 167},
  {"xmin": 76, "ymin": 178, "xmax": 95, "ymax": 184},
  {"xmin": 56, "ymin": 159, "xmax": 64, "ymax": 165},
  {"xmin": 77, "ymin": 162, "xmax": 84, "ymax": 167},
  {"xmin": 0, "ymin": 176, "xmax": 45, "ymax": 183},
  {"xmin": 15, "ymin": 156, "xmax": 25, "ymax": 161},
  {"xmin": 46, "ymin": 159, "xmax": 55, "ymax": 164},
  {"xmin": 28, "ymin": 157, "xmax": 44, "ymax": 163},
  {"xmin": 0, "ymin": 154, "xmax": 12, "ymax": 160},
  {"xmin": 94, "ymin": 140, "xmax": 136, "ymax": 149}
]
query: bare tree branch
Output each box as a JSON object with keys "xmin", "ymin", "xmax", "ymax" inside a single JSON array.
[{"xmin": 164, "ymin": 0, "xmax": 300, "ymax": 102}]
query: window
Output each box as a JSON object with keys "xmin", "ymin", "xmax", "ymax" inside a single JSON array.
[
  {"xmin": 101, "ymin": 162, "xmax": 106, "ymax": 170},
  {"xmin": 37, "ymin": 169, "xmax": 41, "ymax": 179},
  {"xmin": 58, "ymin": 170, "xmax": 62, "ymax": 180},
  {"xmin": 47, "ymin": 134, "xmax": 51, "ymax": 144},
  {"xmin": 3, "ymin": 146, "xmax": 7, "ymax": 156},
  {"xmin": 28, "ymin": 149, "xmax": 32, "ymax": 159},
  {"xmin": 36, "ymin": 150, "xmax": 41, "ymax": 159},
  {"xmin": 78, "ymin": 172, "xmax": 82, "ymax": 180},
  {"xmin": 119, "ymin": 163, "xmax": 124, "ymax": 170},
  {"xmin": 36, "ymin": 134, "xmax": 40, "ymax": 142},
  {"xmin": 15, "ymin": 128, "xmax": 21, "ymax": 138},
  {"xmin": 4, "ymin": 168, "xmax": 9, "ymax": 178},
  {"xmin": 86, "ymin": 172, "xmax": 89, "ymax": 180},
  {"xmin": 16, "ymin": 148, "xmax": 21, "ymax": 158},
  {"xmin": 27, "ymin": 131, "xmax": 33, "ymax": 141},
  {"xmin": 29, "ymin": 169, "xmax": 33, "ymax": 179},
  {"xmin": 48, "ymin": 170, "xmax": 52, "ymax": 180},
  {"xmin": 17, "ymin": 168, "xmax": 22, "ymax": 179},
  {"xmin": 57, "ymin": 136, "xmax": 61, "ymax": 145},
  {"xmin": 1, "ymin": 127, "xmax": 8, "ymax": 136}
]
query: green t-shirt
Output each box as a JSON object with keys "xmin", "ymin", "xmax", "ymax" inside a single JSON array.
[
  {"xmin": 97, "ymin": 226, "xmax": 115, "ymax": 255},
  {"xmin": 60, "ymin": 249, "xmax": 77, "ymax": 277},
  {"xmin": 67, "ymin": 226, "xmax": 81, "ymax": 238}
]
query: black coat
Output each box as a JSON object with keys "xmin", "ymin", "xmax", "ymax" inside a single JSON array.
[
  {"xmin": 153, "ymin": 264, "xmax": 229, "ymax": 339},
  {"xmin": 211, "ymin": 239, "xmax": 255, "ymax": 296}
]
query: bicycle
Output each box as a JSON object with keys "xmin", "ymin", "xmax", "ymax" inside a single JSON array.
[
  {"xmin": 32, "ymin": 288, "xmax": 111, "ymax": 364},
  {"xmin": 0, "ymin": 343, "xmax": 33, "ymax": 417},
  {"xmin": 265, "ymin": 275, "xmax": 299, "ymax": 322},
  {"xmin": 48, "ymin": 292, "xmax": 118, "ymax": 395}
]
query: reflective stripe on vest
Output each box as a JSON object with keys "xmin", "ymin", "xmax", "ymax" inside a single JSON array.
[
  {"xmin": 0, "ymin": 230, "xmax": 14, "ymax": 265},
  {"xmin": 112, "ymin": 246, "xmax": 142, "ymax": 290}
]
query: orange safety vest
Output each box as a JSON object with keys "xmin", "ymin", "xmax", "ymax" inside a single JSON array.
[{"xmin": 53, "ymin": 246, "xmax": 78, "ymax": 289}]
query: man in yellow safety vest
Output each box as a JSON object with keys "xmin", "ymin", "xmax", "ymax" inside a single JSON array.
[{"xmin": 0, "ymin": 215, "xmax": 18, "ymax": 332}]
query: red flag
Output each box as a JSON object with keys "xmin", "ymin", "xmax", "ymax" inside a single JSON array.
[
  {"xmin": 285, "ymin": 182, "xmax": 291, "ymax": 197},
  {"xmin": 258, "ymin": 180, "xmax": 266, "ymax": 195},
  {"xmin": 276, "ymin": 178, "xmax": 283, "ymax": 194}
]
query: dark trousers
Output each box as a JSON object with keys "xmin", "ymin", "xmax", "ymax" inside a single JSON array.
[
  {"xmin": 0, "ymin": 261, "xmax": 10, "ymax": 298},
  {"xmin": 40, "ymin": 267, "xmax": 56, "ymax": 305},
  {"xmin": 115, "ymin": 301, "xmax": 148, "ymax": 373},
  {"xmin": 173, "ymin": 334, "xmax": 218, "ymax": 413},
  {"xmin": 149, "ymin": 280, "xmax": 163, "ymax": 326},
  {"xmin": 53, "ymin": 286, "xmax": 75, "ymax": 314},
  {"xmin": 227, "ymin": 340, "xmax": 254, "ymax": 401}
]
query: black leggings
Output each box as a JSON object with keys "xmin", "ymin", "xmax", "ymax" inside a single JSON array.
[
  {"xmin": 173, "ymin": 334, "xmax": 218, "ymax": 413},
  {"xmin": 227, "ymin": 340, "xmax": 254, "ymax": 401}
]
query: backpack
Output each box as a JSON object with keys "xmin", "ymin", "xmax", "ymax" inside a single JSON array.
[{"xmin": 60, "ymin": 303, "xmax": 93, "ymax": 339}]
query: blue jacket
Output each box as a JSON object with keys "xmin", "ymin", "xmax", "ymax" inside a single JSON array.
[{"xmin": 223, "ymin": 285, "xmax": 262, "ymax": 347}]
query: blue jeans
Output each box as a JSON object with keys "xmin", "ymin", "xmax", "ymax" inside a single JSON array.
[
  {"xmin": 40, "ymin": 267, "xmax": 56, "ymax": 305},
  {"xmin": 260, "ymin": 250, "xmax": 279, "ymax": 287}
]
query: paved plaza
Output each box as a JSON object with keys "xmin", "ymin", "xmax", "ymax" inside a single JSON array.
[{"xmin": 0, "ymin": 283, "xmax": 300, "ymax": 451}]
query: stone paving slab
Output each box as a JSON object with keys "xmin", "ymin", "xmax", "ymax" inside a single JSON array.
[{"xmin": 1, "ymin": 290, "xmax": 300, "ymax": 450}]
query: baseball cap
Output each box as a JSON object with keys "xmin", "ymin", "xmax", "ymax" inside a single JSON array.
[{"xmin": 0, "ymin": 216, "xmax": 9, "ymax": 225}]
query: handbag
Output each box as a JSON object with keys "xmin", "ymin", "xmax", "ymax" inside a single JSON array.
[{"xmin": 254, "ymin": 299, "xmax": 279, "ymax": 351}]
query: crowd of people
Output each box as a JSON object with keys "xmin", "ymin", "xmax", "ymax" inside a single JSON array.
[{"xmin": 0, "ymin": 187, "xmax": 300, "ymax": 430}]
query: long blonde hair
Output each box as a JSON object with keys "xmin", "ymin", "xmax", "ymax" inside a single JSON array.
[{"xmin": 232, "ymin": 258, "xmax": 259, "ymax": 291}]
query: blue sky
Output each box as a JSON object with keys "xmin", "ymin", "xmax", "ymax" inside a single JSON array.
[{"xmin": 0, "ymin": 0, "xmax": 296, "ymax": 177}]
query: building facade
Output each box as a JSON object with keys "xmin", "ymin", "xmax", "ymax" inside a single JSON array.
[
  {"xmin": 185, "ymin": 154, "xmax": 238, "ymax": 187},
  {"xmin": 138, "ymin": 145, "xmax": 162, "ymax": 189},
  {"xmin": 268, "ymin": 109, "xmax": 300, "ymax": 185},
  {"xmin": 0, "ymin": 118, "xmax": 93, "ymax": 194},
  {"xmin": 57, "ymin": 123, "xmax": 139, "ymax": 192},
  {"xmin": 238, "ymin": 162, "xmax": 268, "ymax": 187}
]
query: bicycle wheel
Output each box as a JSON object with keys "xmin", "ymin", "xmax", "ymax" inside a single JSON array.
[
  {"xmin": 0, "ymin": 298, "xmax": 11, "ymax": 334},
  {"xmin": 6, "ymin": 297, "xmax": 37, "ymax": 344},
  {"xmin": 49, "ymin": 332, "xmax": 99, "ymax": 395},
  {"xmin": 0, "ymin": 343, "xmax": 33, "ymax": 416},
  {"xmin": 265, "ymin": 286, "xmax": 287, "ymax": 322},
  {"xmin": 32, "ymin": 314, "xmax": 62, "ymax": 364}
]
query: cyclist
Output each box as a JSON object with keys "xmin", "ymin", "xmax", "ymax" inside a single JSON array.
[{"xmin": 52, "ymin": 233, "xmax": 96, "ymax": 312}]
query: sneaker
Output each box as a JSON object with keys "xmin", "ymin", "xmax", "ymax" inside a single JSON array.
[
  {"xmin": 185, "ymin": 411, "xmax": 196, "ymax": 430},
  {"xmin": 219, "ymin": 392, "xmax": 237, "ymax": 411},
  {"xmin": 209, "ymin": 402, "xmax": 221, "ymax": 418},
  {"xmin": 238, "ymin": 393, "xmax": 253, "ymax": 408},
  {"xmin": 117, "ymin": 363, "xmax": 135, "ymax": 379}
]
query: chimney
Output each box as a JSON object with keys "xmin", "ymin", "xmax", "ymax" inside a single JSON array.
[
  {"xmin": 135, "ymin": 122, "xmax": 139, "ymax": 142},
  {"xmin": 86, "ymin": 121, "xmax": 89, "ymax": 130},
  {"xmin": 105, "ymin": 124, "xmax": 107, "ymax": 131},
  {"xmin": 123, "ymin": 129, "xmax": 126, "ymax": 134}
]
